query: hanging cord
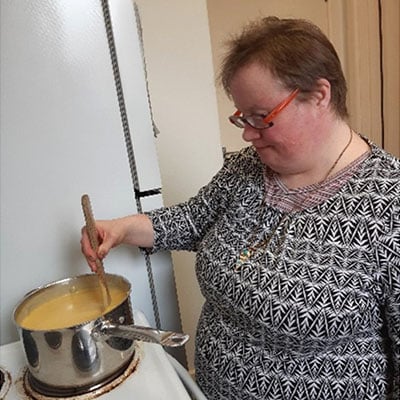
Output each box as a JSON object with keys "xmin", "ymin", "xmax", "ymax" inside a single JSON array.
[
  {"xmin": 133, "ymin": 3, "xmax": 160, "ymax": 138},
  {"xmin": 378, "ymin": 0, "xmax": 385, "ymax": 146},
  {"xmin": 100, "ymin": 0, "xmax": 161, "ymax": 329}
]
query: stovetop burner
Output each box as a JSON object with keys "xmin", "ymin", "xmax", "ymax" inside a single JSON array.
[
  {"xmin": 18, "ymin": 346, "xmax": 141, "ymax": 399},
  {"xmin": 0, "ymin": 366, "xmax": 12, "ymax": 399},
  {"xmin": 0, "ymin": 368, "xmax": 4, "ymax": 388}
]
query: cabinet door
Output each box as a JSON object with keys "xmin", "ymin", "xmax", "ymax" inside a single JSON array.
[
  {"xmin": 330, "ymin": 0, "xmax": 399, "ymax": 155},
  {"xmin": 339, "ymin": 0, "xmax": 382, "ymax": 146},
  {"xmin": 381, "ymin": 0, "xmax": 400, "ymax": 157}
]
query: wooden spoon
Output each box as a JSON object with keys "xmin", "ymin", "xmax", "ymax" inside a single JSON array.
[{"xmin": 81, "ymin": 194, "xmax": 111, "ymax": 309}]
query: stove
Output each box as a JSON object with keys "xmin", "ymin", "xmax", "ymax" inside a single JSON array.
[{"xmin": 0, "ymin": 311, "xmax": 201, "ymax": 400}]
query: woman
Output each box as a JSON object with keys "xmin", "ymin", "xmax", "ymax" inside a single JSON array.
[{"xmin": 81, "ymin": 17, "xmax": 400, "ymax": 399}]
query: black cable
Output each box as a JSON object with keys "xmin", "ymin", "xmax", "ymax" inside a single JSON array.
[{"xmin": 100, "ymin": 0, "xmax": 162, "ymax": 330}]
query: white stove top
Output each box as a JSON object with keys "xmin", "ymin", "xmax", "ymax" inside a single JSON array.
[{"xmin": 0, "ymin": 311, "xmax": 194, "ymax": 400}]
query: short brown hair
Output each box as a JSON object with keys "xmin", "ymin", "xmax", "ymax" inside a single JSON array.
[{"xmin": 219, "ymin": 16, "xmax": 348, "ymax": 119}]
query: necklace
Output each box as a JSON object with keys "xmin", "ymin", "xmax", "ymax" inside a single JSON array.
[{"xmin": 235, "ymin": 128, "xmax": 354, "ymax": 271}]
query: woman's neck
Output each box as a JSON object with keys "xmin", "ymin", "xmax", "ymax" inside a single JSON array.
[{"xmin": 277, "ymin": 124, "xmax": 370, "ymax": 189}]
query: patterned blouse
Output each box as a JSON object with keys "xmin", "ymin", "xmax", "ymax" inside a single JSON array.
[{"xmin": 147, "ymin": 140, "xmax": 400, "ymax": 400}]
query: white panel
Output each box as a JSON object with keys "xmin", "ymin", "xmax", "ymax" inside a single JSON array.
[
  {"xmin": 140, "ymin": 193, "xmax": 164, "ymax": 210},
  {"xmin": 0, "ymin": 0, "xmax": 177, "ymax": 345},
  {"xmin": 107, "ymin": 0, "xmax": 162, "ymax": 192}
]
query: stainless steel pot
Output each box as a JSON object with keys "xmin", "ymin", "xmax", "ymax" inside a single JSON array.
[{"xmin": 13, "ymin": 273, "xmax": 188, "ymax": 396}]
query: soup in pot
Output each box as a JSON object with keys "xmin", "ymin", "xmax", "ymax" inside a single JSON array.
[{"xmin": 19, "ymin": 286, "xmax": 126, "ymax": 330}]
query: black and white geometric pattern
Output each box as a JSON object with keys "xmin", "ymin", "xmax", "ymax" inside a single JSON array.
[{"xmin": 148, "ymin": 140, "xmax": 400, "ymax": 399}]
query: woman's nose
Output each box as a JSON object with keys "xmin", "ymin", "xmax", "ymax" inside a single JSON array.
[{"xmin": 242, "ymin": 126, "xmax": 262, "ymax": 142}]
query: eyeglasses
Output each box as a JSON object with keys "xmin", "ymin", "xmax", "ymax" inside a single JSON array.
[{"xmin": 229, "ymin": 88, "xmax": 299, "ymax": 130}]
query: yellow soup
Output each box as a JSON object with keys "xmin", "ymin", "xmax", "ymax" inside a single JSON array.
[{"xmin": 19, "ymin": 286, "xmax": 126, "ymax": 330}]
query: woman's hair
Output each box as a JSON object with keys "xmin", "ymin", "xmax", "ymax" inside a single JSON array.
[{"xmin": 219, "ymin": 16, "xmax": 348, "ymax": 119}]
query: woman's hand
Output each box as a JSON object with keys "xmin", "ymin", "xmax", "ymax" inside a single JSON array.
[{"xmin": 80, "ymin": 214, "xmax": 154, "ymax": 272}]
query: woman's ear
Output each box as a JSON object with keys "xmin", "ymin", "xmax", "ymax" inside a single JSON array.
[{"xmin": 311, "ymin": 78, "xmax": 331, "ymax": 109}]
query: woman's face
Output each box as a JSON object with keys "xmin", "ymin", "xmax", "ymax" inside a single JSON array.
[{"xmin": 229, "ymin": 62, "xmax": 323, "ymax": 175}]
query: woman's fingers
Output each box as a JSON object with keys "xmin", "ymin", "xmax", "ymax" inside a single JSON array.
[{"xmin": 80, "ymin": 226, "xmax": 100, "ymax": 271}]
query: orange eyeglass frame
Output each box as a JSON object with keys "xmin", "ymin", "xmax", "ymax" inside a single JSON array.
[{"xmin": 229, "ymin": 88, "xmax": 300, "ymax": 129}]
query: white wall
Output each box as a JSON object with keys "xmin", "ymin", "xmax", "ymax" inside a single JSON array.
[{"xmin": 134, "ymin": 0, "xmax": 223, "ymax": 372}]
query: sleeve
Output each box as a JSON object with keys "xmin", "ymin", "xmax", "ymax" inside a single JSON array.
[
  {"xmin": 377, "ymin": 209, "xmax": 400, "ymax": 399},
  {"xmin": 146, "ymin": 148, "xmax": 261, "ymax": 252}
]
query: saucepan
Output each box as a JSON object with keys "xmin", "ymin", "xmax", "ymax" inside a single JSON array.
[{"xmin": 13, "ymin": 273, "xmax": 189, "ymax": 395}]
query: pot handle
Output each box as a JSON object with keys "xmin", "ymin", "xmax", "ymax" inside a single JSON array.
[{"xmin": 96, "ymin": 321, "xmax": 189, "ymax": 348}]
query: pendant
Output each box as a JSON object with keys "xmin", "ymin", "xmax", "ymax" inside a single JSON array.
[{"xmin": 235, "ymin": 248, "xmax": 252, "ymax": 270}]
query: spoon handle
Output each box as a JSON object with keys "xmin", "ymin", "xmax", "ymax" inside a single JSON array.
[{"xmin": 81, "ymin": 194, "xmax": 111, "ymax": 308}]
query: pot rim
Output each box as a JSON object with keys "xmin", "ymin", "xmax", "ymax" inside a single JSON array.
[{"xmin": 13, "ymin": 273, "xmax": 131, "ymax": 332}]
